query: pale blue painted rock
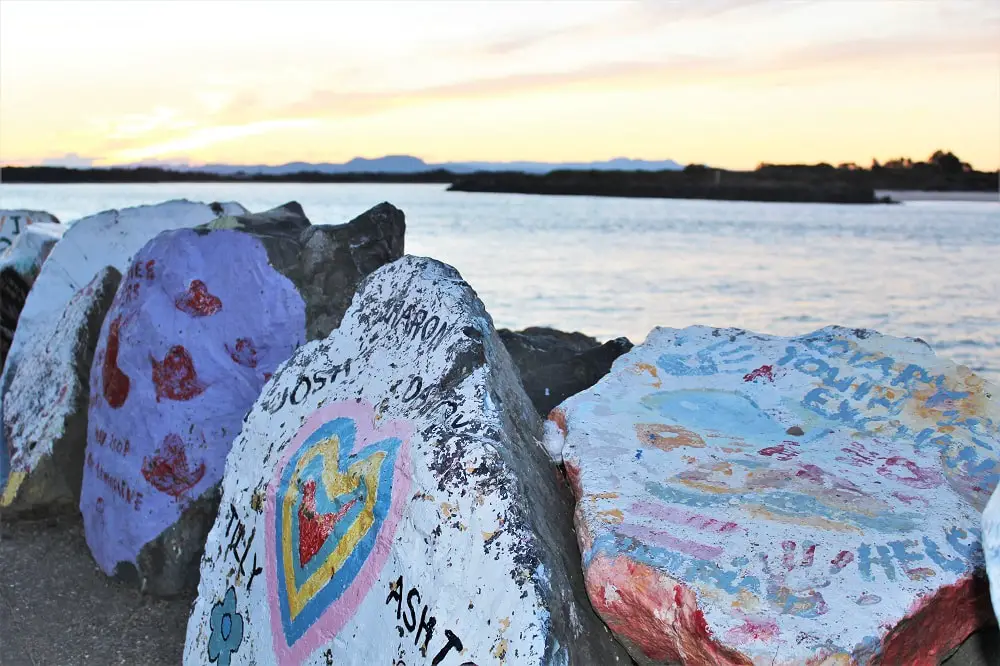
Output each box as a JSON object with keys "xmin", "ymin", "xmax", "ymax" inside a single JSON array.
[
  {"xmin": 546, "ymin": 325, "xmax": 1000, "ymax": 666},
  {"xmin": 182, "ymin": 256, "xmax": 632, "ymax": 666},
  {"xmin": 0, "ymin": 200, "xmax": 247, "ymax": 490},
  {"xmin": 80, "ymin": 202, "xmax": 406, "ymax": 596}
]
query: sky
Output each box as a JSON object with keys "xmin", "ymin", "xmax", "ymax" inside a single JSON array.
[{"xmin": 1, "ymin": 0, "xmax": 998, "ymax": 170}]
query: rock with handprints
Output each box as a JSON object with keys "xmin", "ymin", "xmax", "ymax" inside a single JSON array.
[
  {"xmin": 182, "ymin": 256, "xmax": 633, "ymax": 666},
  {"xmin": 1, "ymin": 267, "xmax": 120, "ymax": 516},
  {"xmin": 0, "ymin": 221, "xmax": 65, "ymax": 369},
  {"xmin": 0, "ymin": 200, "xmax": 247, "ymax": 491},
  {"xmin": 0, "ymin": 209, "xmax": 60, "ymax": 250},
  {"xmin": 545, "ymin": 325, "xmax": 1000, "ymax": 666},
  {"xmin": 499, "ymin": 327, "xmax": 634, "ymax": 416},
  {"xmin": 80, "ymin": 202, "xmax": 406, "ymax": 596}
]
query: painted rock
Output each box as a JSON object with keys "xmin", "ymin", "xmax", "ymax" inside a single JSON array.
[
  {"xmin": 546, "ymin": 325, "xmax": 1000, "ymax": 666},
  {"xmin": 1, "ymin": 221, "xmax": 65, "ymax": 369},
  {"xmin": 80, "ymin": 202, "xmax": 406, "ymax": 596},
  {"xmin": 499, "ymin": 327, "xmax": 634, "ymax": 417},
  {"xmin": 1, "ymin": 266, "xmax": 121, "ymax": 516},
  {"xmin": 183, "ymin": 256, "xmax": 633, "ymax": 666},
  {"xmin": 0, "ymin": 208, "xmax": 60, "ymax": 251},
  {"xmin": 983, "ymin": 486, "xmax": 1000, "ymax": 624},
  {"xmin": 0, "ymin": 200, "xmax": 247, "ymax": 489}
]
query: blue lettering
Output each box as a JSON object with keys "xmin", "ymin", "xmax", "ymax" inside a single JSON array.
[
  {"xmin": 923, "ymin": 537, "xmax": 966, "ymax": 574},
  {"xmin": 858, "ymin": 543, "xmax": 896, "ymax": 581}
]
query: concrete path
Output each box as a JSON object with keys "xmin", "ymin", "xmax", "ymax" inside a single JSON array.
[{"xmin": 1, "ymin": 515, "xmax": 998, "ymax": 665}]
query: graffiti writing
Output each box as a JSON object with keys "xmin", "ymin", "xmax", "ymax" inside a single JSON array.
[
  {"xmin": 264, "ymin": 358, "xmax": 352, "ymax": 414},
  {"xmin": 371, "ymin": 297, "xmax": 452, "ymax": 353},
  {"xmin": 225, "ymin": 503, "xmax": 263, "ymax": 592},
  {"xmin": 93, "ymin": 428, "xmax": 131, "ymax": 457},
  {"xmin": 385, "ymin": 576, "xmax": 465, "ymax": 665},
  {"xmin": 86, "ymin": 451, "xmax": 143, "ymax": 510}
]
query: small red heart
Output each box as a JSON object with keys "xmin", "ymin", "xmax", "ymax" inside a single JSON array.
[
  {"xmin": 150, "ymin": 345, "xmax": 205, "ymax": 402},
  {"xmin": 175, "ymin": 279, "xmax": 222, "ymax": 317}
]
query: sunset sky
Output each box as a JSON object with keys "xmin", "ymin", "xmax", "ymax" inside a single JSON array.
[{"xmin": 2, "ymin": 0, "xmax": 998, "ymax": 170}]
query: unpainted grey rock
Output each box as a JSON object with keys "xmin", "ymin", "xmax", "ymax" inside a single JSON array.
[{"xmin": 183, "ymin": 256, "xmax": 633, "ymax": 665}]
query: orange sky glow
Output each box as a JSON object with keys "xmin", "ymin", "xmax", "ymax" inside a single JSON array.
[{"xmin": 1, "ymin": 0, "xmax": 998, "ymax": 170}]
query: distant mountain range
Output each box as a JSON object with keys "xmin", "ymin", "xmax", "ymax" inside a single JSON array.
[{"xmin": 119, "ymin": 155, "xmax": 685, "ymax": 174}]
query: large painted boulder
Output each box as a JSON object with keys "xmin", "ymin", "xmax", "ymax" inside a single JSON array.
[
  {"xmin": 1, "ymin": 267, "xmax": 120, "ymax": 516},
  {"xmin": 183, "ymin": 256, "xmax": 633, "ymax": 666},
  {"xmin": 0, "ymin": 200, "xmax": 247, "ymax": 489},
  {"xmin": 1, "ymin": 221, "xmax": 65, "ymax": 369},
  {"xmin": 0, "ymin": 208, "xmax": 60, "ymax": 251},
  {"xmin": 80, "ymin": 202, "xmax": 406, "ymax": 596},
  {"xmin": 546, "ymin": 326, "xmax": 999, "ymax": 666}
]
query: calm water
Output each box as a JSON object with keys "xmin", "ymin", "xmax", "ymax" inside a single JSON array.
[{"xmin": 2, "ymin": 183, "xmax": 998, "ymax": 382}]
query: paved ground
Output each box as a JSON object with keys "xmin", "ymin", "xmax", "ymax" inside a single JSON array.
[{"xmin": 1, "ymin": 515, "xmax": 999, "ymax": 665}]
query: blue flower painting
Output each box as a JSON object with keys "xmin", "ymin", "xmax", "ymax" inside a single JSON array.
[{"xmin": 208, "ymin": 586, "xmax": 244, "ymax": 666}]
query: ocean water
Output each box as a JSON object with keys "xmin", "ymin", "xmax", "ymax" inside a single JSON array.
[{"xmin": 2, "ymin": 182, "xmax": 998, "ymax": 382}]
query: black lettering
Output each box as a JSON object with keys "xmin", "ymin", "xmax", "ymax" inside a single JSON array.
[
  {"xmin": 267, "ymin": 387, "xmax": 288, "ymax": 414},
  {"xmin": 290, "ymin": 376, "xmax": 311, "ymax": 405},
  {"xmin": 404, "ymin": 588, "xmax": 420, "ymax": 631},
  {"xmin": 391, "ymin": 302, "xmax": 410, "ymax": 329},
  {"xmin": 386, "ymin": 576, "xmax": 404, "ymax": 620},
  {"xmin": 429, "ymin": 321, "xmax": 449, "ymax": 350},
  {"xmin": 431, "ymin": 630, "xmax": 464, "ymax": 666},
  {"xmin": 410, "ymin": 309, "xmax": 428, "ymax": 340},
  {"xmin": 402, "ymin": 376, "xmax": 423, "ymax": 403},
  {"xmin": 414, "ymin": 605, "xmax": 436, "ymax": 654},
  {"xmin": 225, "ymin": 504, "xmax": 239, "ymax": 536},
  {"xmin": 421, "ymin": 316, "xmax": 440, "ymax": 341},
  {"xmin": 246, "ymin": 552, "xmax": 263, "ymax": 591},
  {"xmin": 312, "ymin": 371, "xmax": 327, "ymax": 392}
]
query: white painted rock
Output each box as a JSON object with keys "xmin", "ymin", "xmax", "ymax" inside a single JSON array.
[
  {"xmin": 983, "ymin": 486, "xmax": 1000, "ymax": 624},
  {"xmin": 0, "ymin": 200, "xmax": 246, "ymax": 495},
  {"xmin": 1, "ymin": 221, "xmax": 65, "ymax": 369},
  {"xmin": 80, "ymin": 202, "xmax": 406, "ymax": 596},
  {"xmin": 1, "ymin": 266, "xmax": 121, "ymax": 516},
  {"xmin": 0, "ymin": 209, "xmax": 60, "ymax": 251},
  {"xmin": 183, "ymin": 256, "xmax": 632, "ymax": 666},
  {"xmin": 546, "ymin": 325, "xmax": 999, "ymax": 666}
]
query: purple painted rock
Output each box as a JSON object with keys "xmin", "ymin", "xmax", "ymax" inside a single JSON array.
[
  {"xmin": 1, "ymin": 200, "xmax": 247, "ymax": 494},
  {"xmin": 182, "ymin": 256, "xmax": 632, "ymax": 665},
  {"xmin": 546, "ymin": 326, "xmax": 999, "ymax": 666},
  {"xmin": 80, "ymin": 202, "xmax": 405, "ymax": 596},
  {"xmin": 1, "ymin": 267, "xmax": 120, "ymax": 516}
]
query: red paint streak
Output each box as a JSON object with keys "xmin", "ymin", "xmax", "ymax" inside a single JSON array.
[
  {"xmin": 150, "ymin": 345, "xmax": 205, "ymax": 402},
  {"xmin": 141, "ymin": 433, "xmax": 207, "ymax": 499},
  {"xmin": 174, "ymin": 279, "xmax": 222, "ymax": 317},
  {"xmin": 837, "ymin": 441, "xmax": 880, "ymax": 467},
  {"xmin": 563, "ymin": 460, "xmax": 583, "ymax": 498},
  {"xmin": 101, "ymin": 317, "xmax": 130, "ymax": 408},
  {"xmin": 781, "ymin": 541, "xmax": 798, "ymax": 571},
  {"xmin": 873, "ymin": 574, "xmax": 993, "ymax": 666},
  {"xmin": 759, "ymin": 442, "xmax": 798, "ymax": 461},
  {"xmin": 630, "ymin": 501, "xmax": 742, "ymax": 534},
  {"xmin": 617, "ymin": 523, "xmax": 724, "ymax": 560},
  {"xmin": 877, "ymin": 456, "xmax": 943, "ymax": 489},
  {"xmin": 297, "ymin": 480, "xmax": 358, "ymax": 566},
  {"xmin": 585, "ymin": 553, "xmax": 754, "ymax": 666},
  {"xmin": 801, "ymin": 544, "xmax": 816, "ymax": 567},
  {"xmin": 893, "ymin": 491, "xmax": 931, "ymax": 507},
  {"xmin": 263, "ymin": 372, "xmax": 273, "ymax": 383},
  {"xmin": 226, "ymin": 337, "xmax": 259, "ymax": 368},
  {"xmin": 742, "ymin": 365, "xmax": 774, "ymax": 383},
  {"xmin": 725, "ymin": 618, "xmax": 780, "ymax": 645},
  {"xmin": 548, "ymin": 407, "xmax": 568, "ymax": 435},
  {"xmin": 830, "ymin": 550, "xmax": 855, "ymax": 572}
]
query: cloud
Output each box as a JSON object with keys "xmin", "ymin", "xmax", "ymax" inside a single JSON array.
[{"xmin": 39, "ymin": 153, "xmax": 97, "ymax": 167}]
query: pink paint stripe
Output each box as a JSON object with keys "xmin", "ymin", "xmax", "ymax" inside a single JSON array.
[
  {"xmin": 630, "ymin": 501, "xmax": 743, "ymax": 534},
  {"xmin": 617, "ymin": 523, "xmax": 723, "ymax": 560}
]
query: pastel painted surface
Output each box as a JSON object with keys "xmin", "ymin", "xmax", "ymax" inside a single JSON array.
[
  {"xmin": 80, "ymin": 228, "xmax": 305, "ymax": 576},
  {"xmin": 549, "ymin": 325, "xmax": 1000, "ymax": 665}
]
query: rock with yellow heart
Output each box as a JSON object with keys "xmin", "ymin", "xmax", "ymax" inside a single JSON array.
[{"xmin": 183, "ymin": 256, "xmax": 633, "ymax": 666}]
